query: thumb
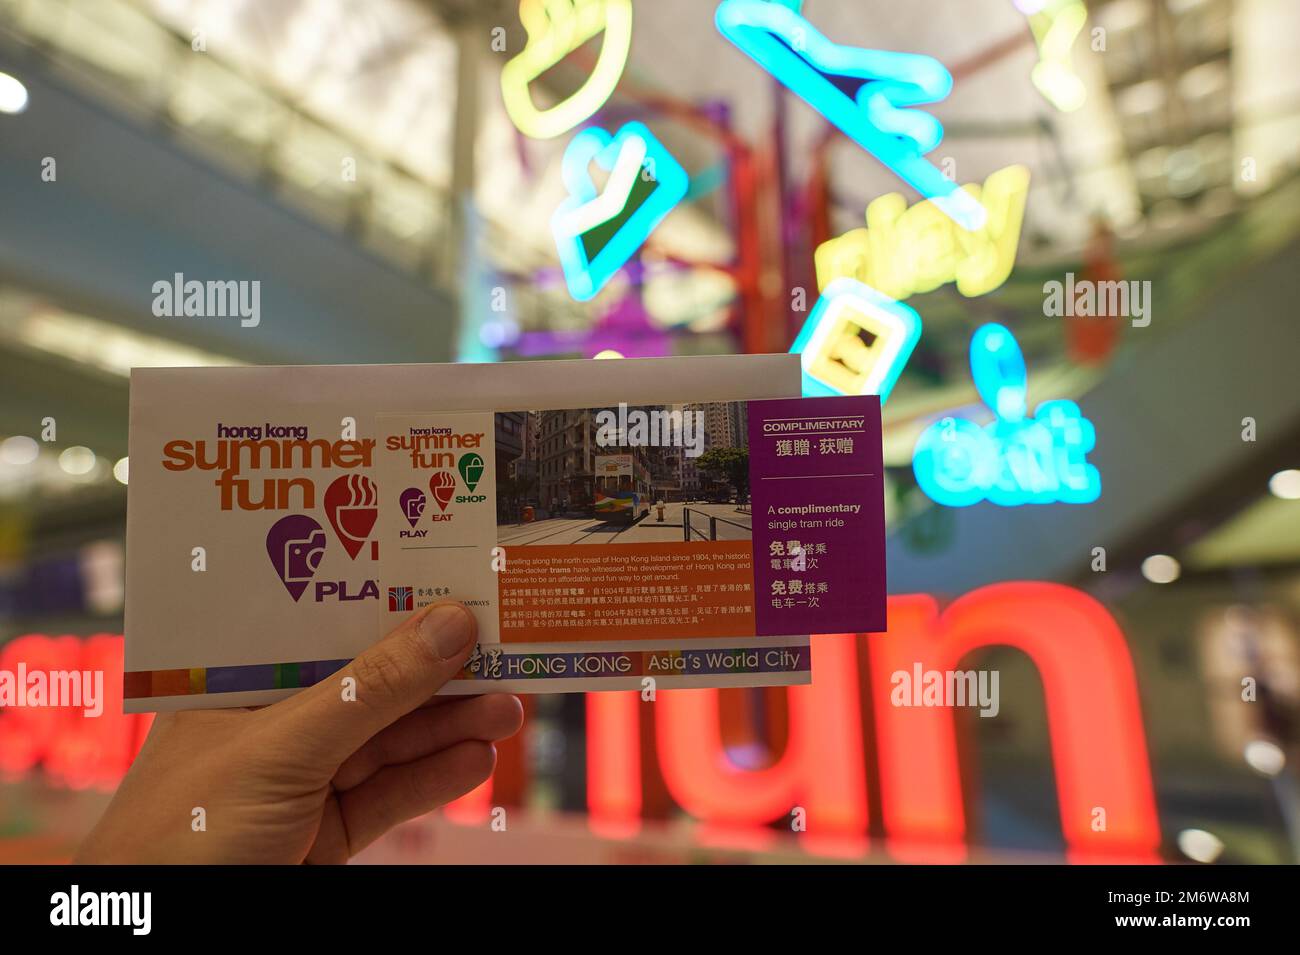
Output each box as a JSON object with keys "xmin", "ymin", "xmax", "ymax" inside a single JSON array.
[{"xmin": 267, "ymin": 602, "xmax": 476, "ymax": 769}]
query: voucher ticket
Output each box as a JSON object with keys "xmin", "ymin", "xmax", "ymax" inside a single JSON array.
[
  {"xmin": 375, "ymin": 395, "xmax": 884, "ymax": 693},
  {"xmin": 121, "ymin": 356, "xmax": 884, "ymax": 711}
]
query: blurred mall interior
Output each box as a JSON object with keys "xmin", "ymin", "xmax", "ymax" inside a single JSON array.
[{"xmin": 1, "ymin": 0, "xmax": 1299, "ymax": 863}]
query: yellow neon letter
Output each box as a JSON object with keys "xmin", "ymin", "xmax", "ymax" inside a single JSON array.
[
  {"xmin": 813, "ymin": 165, "xmax": 1030, "ymax": 301},
  {"xmin": 1028, "ymin": 0, "xmax": 1088, "ymax": 113},
  {"xmin": 814, "ymin": 227, "xmax": 871, "ymax": 295},
  {"xmin": 954, "ymin": 165, "xmax": 1030, "ymax": 297},
  {"xmin": 894, "ymin": 195, "xmax": 961, "ymax": 295}
]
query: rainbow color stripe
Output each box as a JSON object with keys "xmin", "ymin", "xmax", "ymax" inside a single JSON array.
[
  {"xmin": 124, "ymin": 659, "xmax": 351, "ymax": 699},
  {"xmin": 123, "ymin": 645, "xmax": 811, "ymax": 698}
]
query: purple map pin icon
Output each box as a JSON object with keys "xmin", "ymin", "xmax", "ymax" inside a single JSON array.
[
  {"xmin": 266, "ymin": 514, "xmax": 327, "ymax": 602},
  {"xmin": 400, "ymin": 487, "xmax": 426, "ymax": 527}
]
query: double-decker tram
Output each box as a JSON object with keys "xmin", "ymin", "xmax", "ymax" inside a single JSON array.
[{"xmin": 593, "ymin": 453, "xmax": 652, "ymax": 524}]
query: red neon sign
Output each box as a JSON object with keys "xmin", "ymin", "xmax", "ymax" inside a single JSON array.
[
  {"xmin": 472, "ymin": 582, "xmax": 1160, "ymax": 862},
  {"xmin": 0, "ymin": 635, "xmax": 151, "ymax": 789},
  {"xmin": 6, "ymin": 584, "xmax": 1159, "ymax": 862},
  {"xmin": 869, "ymin": 584, "xmax": 1158, "ymax": 863}
]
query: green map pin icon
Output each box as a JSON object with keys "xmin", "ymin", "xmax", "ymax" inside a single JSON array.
[{"xmin": 458, "ymin": 452, "xmax": 485, "ymax": 492}]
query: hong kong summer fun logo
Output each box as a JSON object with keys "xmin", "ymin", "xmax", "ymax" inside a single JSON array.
[
  {"xmin": 162, "ymin": 421, "xmax": 384, "ymax": 604},
  {"xmin": 162, "ymin": 421, "xmax": 490, "ymax": 603},
  {"xmin": 388, "ymin": 424, "xmax": 489, "ymax": 545}
]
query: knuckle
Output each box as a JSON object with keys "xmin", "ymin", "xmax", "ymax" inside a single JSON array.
[
  {"xmin": 405, "ymin": 758, "xmax": 445, "ymax": 807},
  {"xmin": 408, "ymin": 743, "xmax": 495, "ymax": 809},
  {"xmin": 461, "ymin": 741, "xmax": 496, "ymax": 783},
  {"xmin": 349, "ymin": 649, "xmax": 408, "ymax": 708}
]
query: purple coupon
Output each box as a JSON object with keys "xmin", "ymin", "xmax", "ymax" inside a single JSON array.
[{"xmin": 748, "ymin": 396, "xmax": 886, "ymax": 635}]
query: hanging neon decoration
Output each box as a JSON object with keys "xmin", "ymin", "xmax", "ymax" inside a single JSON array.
[
  {"xmin": 789, "ymin": 278, "xmax": 922, "ymax": 402},
  {"xmin": 913, "ymin": 323, "xmax": 1100, "ymax": 506},
  {"xmin": 551, "ymin": 121, "xmax": 689, "ymax": 301},
  {"xmin": 1019, "ymin": 0, "xmax": 1089, "ymax": 113},
  {"xmin": 501, "ymin": 0, "xmax": 634, "ymax": 139},
  {"xmin": 715, "ymin": 0, "xmax": 986, "ymax": 231},
  {"xmin": 815, "ymin": 165, "xmax": 1031, "ymax": 300}
]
